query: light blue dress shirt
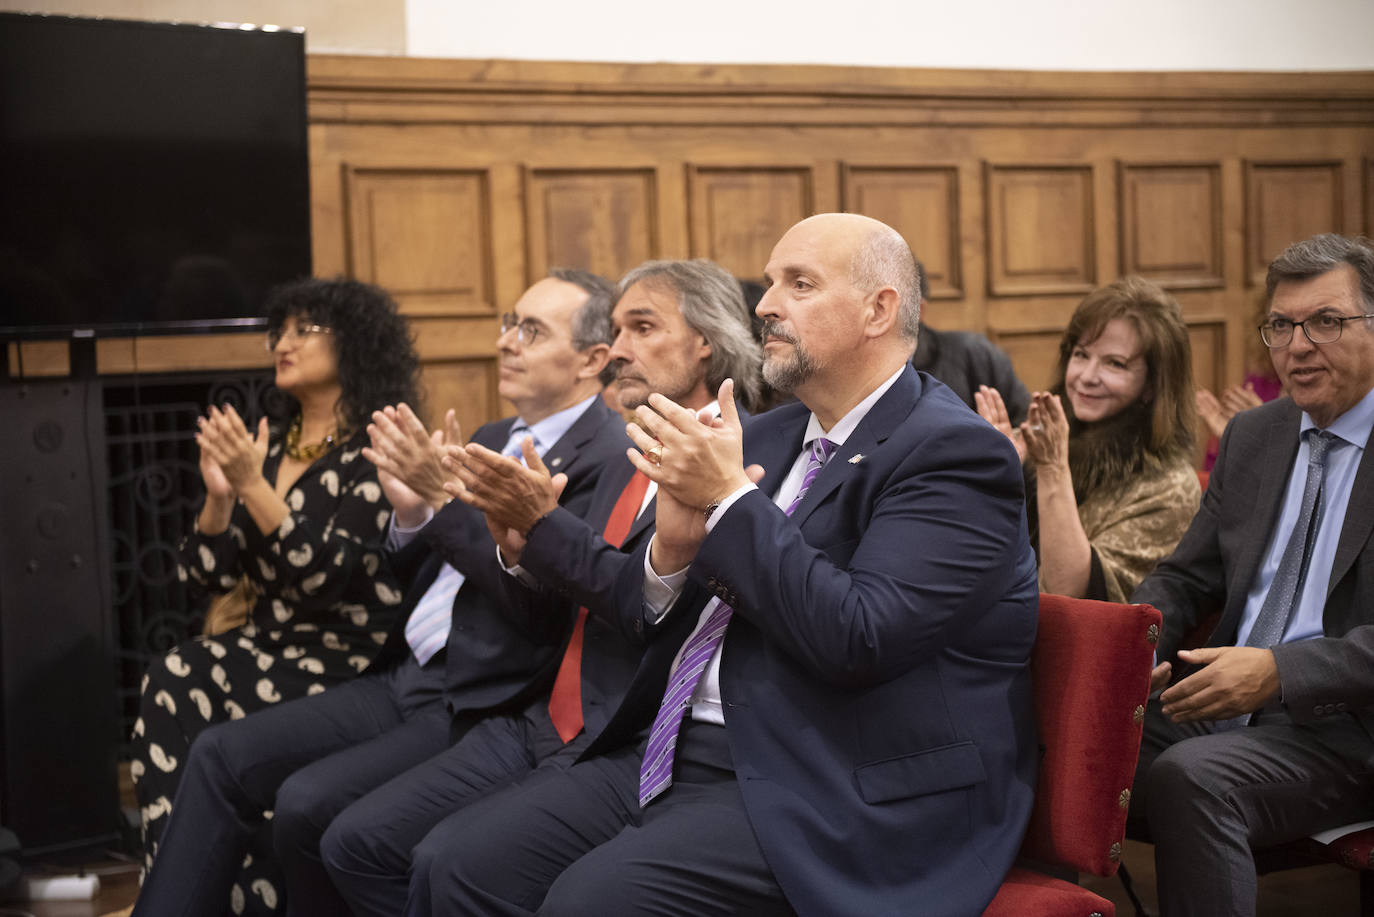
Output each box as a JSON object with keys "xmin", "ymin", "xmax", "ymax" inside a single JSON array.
[{"xmin": 1236, "ymin": 385, "xmax": 1374, "ymax": 646}]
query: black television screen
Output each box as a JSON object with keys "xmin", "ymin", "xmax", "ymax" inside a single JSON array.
[{"xmin": 0, "ymin": 13, "xmax": 310, "ymax": 337}]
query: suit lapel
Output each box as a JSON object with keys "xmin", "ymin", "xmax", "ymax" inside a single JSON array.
[
  {"xmin": 789, "ymin": 367, "xmax": 921, "ymax": 530},
  {"xmin": 541, "ymin": 398, "xmax": 609, "ymax": 475},
  {"xmin": 1328, "ymin": 426, "xmax": 1374, "ymax": 598},
  {"xmin": 743, "ymin": 406, "xmax": 808, "ymax": 502},
  {"xmin": 1217, "ymin": 406, "xmax": 1300, "ymax": 634}
]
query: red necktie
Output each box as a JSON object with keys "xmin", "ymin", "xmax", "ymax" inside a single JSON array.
[{"xmin": 548, "ymin": 469, "xmax": 652, "ymax": 742}]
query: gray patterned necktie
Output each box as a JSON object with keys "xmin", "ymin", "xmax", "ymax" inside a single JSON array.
[
  {"xmin": 1217, "ymin": 430, "xmax": 1337, "ymax": 730},
  {"xmin": 1244, "ymin": 430, "xmax": 1337, "ymax": 650}
]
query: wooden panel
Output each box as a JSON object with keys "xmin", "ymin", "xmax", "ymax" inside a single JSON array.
[
  {"xmin": 986, "ymin": 164, "xmax": 1096, "ymax": 297},
  {"xmin": 420, "ymin": 359, "xmax": 501, "ymax": 441},
  {"xmin": 1366, "ymin": 158, "xmax": 1374, "ymax": 236},
  {"xmin": 1120, "ymin": 163, "xmax": 1224, "ymax": 289},
  {"xmin": 524, "ymin": 169, "xmax": 658, "ymax": 284},
  {"xmin": 1188, "ymin": 321, "xmax": 1226, "ymax": 397},
  {"xmin": 843, "ymin": 165, "xmax": 962, "ymax": 298},
  {"xmin": 345, "ymin": 167, "xmax": 493, "ymax": 316},
  {"xmin": 688, "ymin": 167, "xmax": 814, "ymax": 279},
  {"xmin": 1244, "ymin": 161, "xmax": 1344, "ymax": 286},
  {"xmin": 998, "ymin": 331, "xmax": 1063, "ymax": 393}
]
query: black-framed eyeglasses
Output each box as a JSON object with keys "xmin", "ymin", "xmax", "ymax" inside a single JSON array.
[
  {"xmin": 500, "ymin": 312, "xmax": 544, "ymax": 346},
  {"xmin": 1258, "ymin": 313, "xmax": 1374, "ymax": 348},
  {"xmin": 266, "ymin": 323, "xmax": 333, "ymax": 351}
]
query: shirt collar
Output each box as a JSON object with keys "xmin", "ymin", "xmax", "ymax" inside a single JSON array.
[
  {"xmin": 1299, "ymin": 383, "xmax": 1374, "ymax": 451},
  {"xmin": 801, "ymin": 365, "xmax": 906, "ymax": 450},
  {"xmin": 514, "ymin": 393, "xmax": 599, "ymax": 455}
]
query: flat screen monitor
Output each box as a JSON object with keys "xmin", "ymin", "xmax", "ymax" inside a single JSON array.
[{"xmin": 0, "ymin": 13, "xmax": 310, "ymax": 338}]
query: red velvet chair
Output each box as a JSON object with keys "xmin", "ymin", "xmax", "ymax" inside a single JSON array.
[{"xmin": 983, "ymin": 594, "xmax": 1162, "ymax": 917}]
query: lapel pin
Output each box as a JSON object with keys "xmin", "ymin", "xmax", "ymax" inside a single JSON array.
[
  {"xmin": 549, "ymin": 457, "xmax": 563, "ymax": 468},
  {"xmin": 848, "ymin": 453, "xmax": 864, "ymax": 464}
]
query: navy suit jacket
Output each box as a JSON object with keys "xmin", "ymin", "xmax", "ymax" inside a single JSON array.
[
  {"xmin": 373, "ymin": 397, "xmax": 630, "ymax": 720},
  {"xmin": 588, "ymin": 368, "xmax": 1040, "ymax": 917}
]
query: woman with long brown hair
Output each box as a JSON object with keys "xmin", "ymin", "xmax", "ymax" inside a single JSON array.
[{"xmin": 978, "ymin": 276, "xmax": 1200, "ymax": 601}]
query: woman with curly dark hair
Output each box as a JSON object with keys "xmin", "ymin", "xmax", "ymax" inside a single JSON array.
[{"xmin": 131, "ymin": 278, "xmax": 420, "ymax": 913}]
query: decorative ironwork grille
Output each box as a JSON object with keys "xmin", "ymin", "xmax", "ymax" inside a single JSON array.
[{"xmin": 104, "ymin": 370, "xmax": 279, "ymax": 753}]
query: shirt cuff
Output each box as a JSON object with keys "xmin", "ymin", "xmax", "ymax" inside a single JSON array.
[
  {"xmin": 496, "ymin": 544, "xmax": 540, "ymax": 588},
  {"xmin": 387, "ymin": 507, "xmax": 434, "ymax": 550},
  {"xmin": 705, "ymin": 483, "xmax": 757, "ymax": 532},
  {"xmin": 643, "ymin": 535, "xmax": 689, "ymax": 624}
]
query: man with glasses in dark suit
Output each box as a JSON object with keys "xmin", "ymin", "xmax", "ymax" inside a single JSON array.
[{"xmin": 1132, "ymin": 233, "xmax": 1374, "ymax": 917}]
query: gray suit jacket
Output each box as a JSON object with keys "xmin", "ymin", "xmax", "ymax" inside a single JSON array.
[{"xmin": 1133, "ymin": 397, "xmax": 1374, "ymax": 731}]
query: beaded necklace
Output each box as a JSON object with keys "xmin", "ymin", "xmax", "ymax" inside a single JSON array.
[{"xmin": 284, "ymin": 414, "xmax": 346, "ymax": 461}]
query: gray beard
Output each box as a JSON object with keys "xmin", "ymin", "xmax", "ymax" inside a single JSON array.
[{"xmin": 762, "ymin": 346, "xmax": 815, "ymax": 394}]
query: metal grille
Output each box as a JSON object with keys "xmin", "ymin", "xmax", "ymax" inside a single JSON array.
[{"xmin": 103, "ymin": 371, "xmax": 279, "ymax": 752}]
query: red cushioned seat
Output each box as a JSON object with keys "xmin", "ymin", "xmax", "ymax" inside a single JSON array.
[{"xmin": 982, "ymin": 594, "xmax": 1161, "ymax": 916}]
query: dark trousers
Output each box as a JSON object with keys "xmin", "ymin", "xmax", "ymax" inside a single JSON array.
[
  {"xmin": 131, "ymin": 656, "xmax": 448, "ymax": 917},
  {"xmin": 415, "ymin": 719, "xmax": 794, "ymax": 917},
  {"xmin": 321, "ymin": 698, "xmax": 590, "ymax": 917},
  {"xmin": 1131, "ymin": 699, "xmax": 1374, "ymax": 917}
]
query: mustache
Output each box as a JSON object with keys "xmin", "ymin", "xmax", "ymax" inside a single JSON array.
[{"xmin": 760, "ymin": 321, "xmax": 798, "ymax": 346}]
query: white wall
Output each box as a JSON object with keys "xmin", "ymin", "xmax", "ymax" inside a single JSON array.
[{"xmin": 406, "ymin": 0, "xmax": 1374, "ymax": 71}]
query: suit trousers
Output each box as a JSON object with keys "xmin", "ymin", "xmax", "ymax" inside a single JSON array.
[
  {"xmin": 321, "ymin": 698, "xmax": 590, "ymax": 917},
  {"xmin": 1131, "ymin": 698, "xmax": 1374, "ymax": 917},
  {"xmin": 131, "ymin": 655, "xmax": 448, "ymax": 917},
  {"xmin": 415, "ymin": 719, "xmax": 793, "ymax": 917}
]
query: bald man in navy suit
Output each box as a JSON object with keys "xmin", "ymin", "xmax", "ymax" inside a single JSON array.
[{"xmin": 415, "ymin": 214, "xmax": 1040, "ymax": 917}]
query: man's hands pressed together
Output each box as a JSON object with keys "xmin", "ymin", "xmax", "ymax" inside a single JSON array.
[{"xmin": 625, "ymin": 379, "xmax": 763, "ymax": 575}]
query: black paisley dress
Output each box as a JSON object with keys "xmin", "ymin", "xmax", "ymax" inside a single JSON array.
[{"xmin": 130, "ymin": 427, "xmax": 403, "ymax": 914}]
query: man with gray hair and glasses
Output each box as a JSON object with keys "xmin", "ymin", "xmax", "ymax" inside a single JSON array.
[{"xmin": 1130, "ymin": 233, "xmax": 1374, "ymax": 916}]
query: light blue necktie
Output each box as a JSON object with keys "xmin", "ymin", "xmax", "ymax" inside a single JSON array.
[{"xmin": 639, "ymin": 437, "xmax": 836, "ymax": 806}]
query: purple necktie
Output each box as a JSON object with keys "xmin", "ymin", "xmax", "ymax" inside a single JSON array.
[{"xmin": 639, "ymin": 436, "xmax": 836, "ymax": 806}]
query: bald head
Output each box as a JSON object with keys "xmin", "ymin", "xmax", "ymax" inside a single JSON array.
[
  {"xmin": 782, "ymin": 214, "xmax": 920, "ymax": 341},
  {"xmin": 758, "ymin": 214, "xmax": 921, "ymax": 421}
]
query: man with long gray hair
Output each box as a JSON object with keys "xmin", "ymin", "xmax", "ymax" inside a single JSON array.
[{"xmin": 610, "ymin": 258, "xmax": 762, "ymax": 415}]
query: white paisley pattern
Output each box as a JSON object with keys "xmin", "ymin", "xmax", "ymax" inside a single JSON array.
[{"xmin": 132, "ymin": 428, "xmax": 403, "ymax": 916}]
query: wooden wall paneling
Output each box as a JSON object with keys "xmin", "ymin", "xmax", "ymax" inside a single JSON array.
[
  {"xmin": 1187, "ymin": 321, "xmax": 1226, "ymax": 397},
  {"xmin": 421, "ymin": 359, "xmax": 501, "ymax": 446},
  {"xmin": 1243, "ymin": 160, "xmax": 1344, "ymax": 286},
  {"xmin": 841, "ymin": 165, "xmax": 963, "ymax": 299},
  {"xmin": 1366, "ymin": 158, "xmax": 1374, "ymax": 236},
  {"xmin": 997, "ymin": 331, "xmax": 1063, "ymax": 393},
  {"xmin": 956, "ymin": 160, "xmax": 990, "ymax": 337},
  {"xmin": 522, "ymin": 168, "xmax": 659, "ymax": 285},
  {"xmin": 811, "ymin": 160, "xmax": 842, "ymax": 217},
  {"xmin": 985, "ymin": 163, "xmax": 1097, "ymax": 297},
  {"xmin": 344, "ymin": 166, "xmax": 495, "ymax": 318},
  {"xmin": 1118, "ymin": 162, "xmax": 1224, "ymax": 290},
  {"xmin": 310, "ymin": 124, "xmax": 348, "ymax": 278},
  {"xmin": 687, "ymin": 167, "xmax": 816, "ymax": 280},
  {"xmin": 1342, "ymin": 158, "xmax": 1365, "ymax": 236},
  {"xmin": 1092, "ymin": 159, "xmax": 1120, "ymax": 294},
  {"xmin": 654, "ymin": 163, "xmax": 690, "ymax": 261},
  {"xmin": 1217, "ymin": 157, "xmax": 1249, "ymax": 388}
]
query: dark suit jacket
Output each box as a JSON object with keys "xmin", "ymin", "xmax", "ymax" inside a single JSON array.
[
  {"xmin": 373, "ymin": 397, "xmax": 630, "ymax": 720},
  {"xmin": 512, "ymin": 408, "xmax": 759, "ymax": 738},
  {"xmin": 507, "ymin": 457, "xmax": 659, "ymax": 738},
  {"xmin": 1134, "ymin": 397, "xmax": 1374, "ymax": 731},
  {"xmin": 588, "ymin": 368, "xmax": 1040, "ymax": 917}
]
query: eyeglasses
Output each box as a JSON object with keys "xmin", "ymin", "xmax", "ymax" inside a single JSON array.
[
  {"xmin": 1258, "ymin": 313, "xmax": 1374, "ymax": 348},
  {"xmin": 266, "ymin": 323, "xmax": 333, "ymax": 351},
  {"xmin": 500, "ymin": 312, "xmax": 544, "ymax": 347}
]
